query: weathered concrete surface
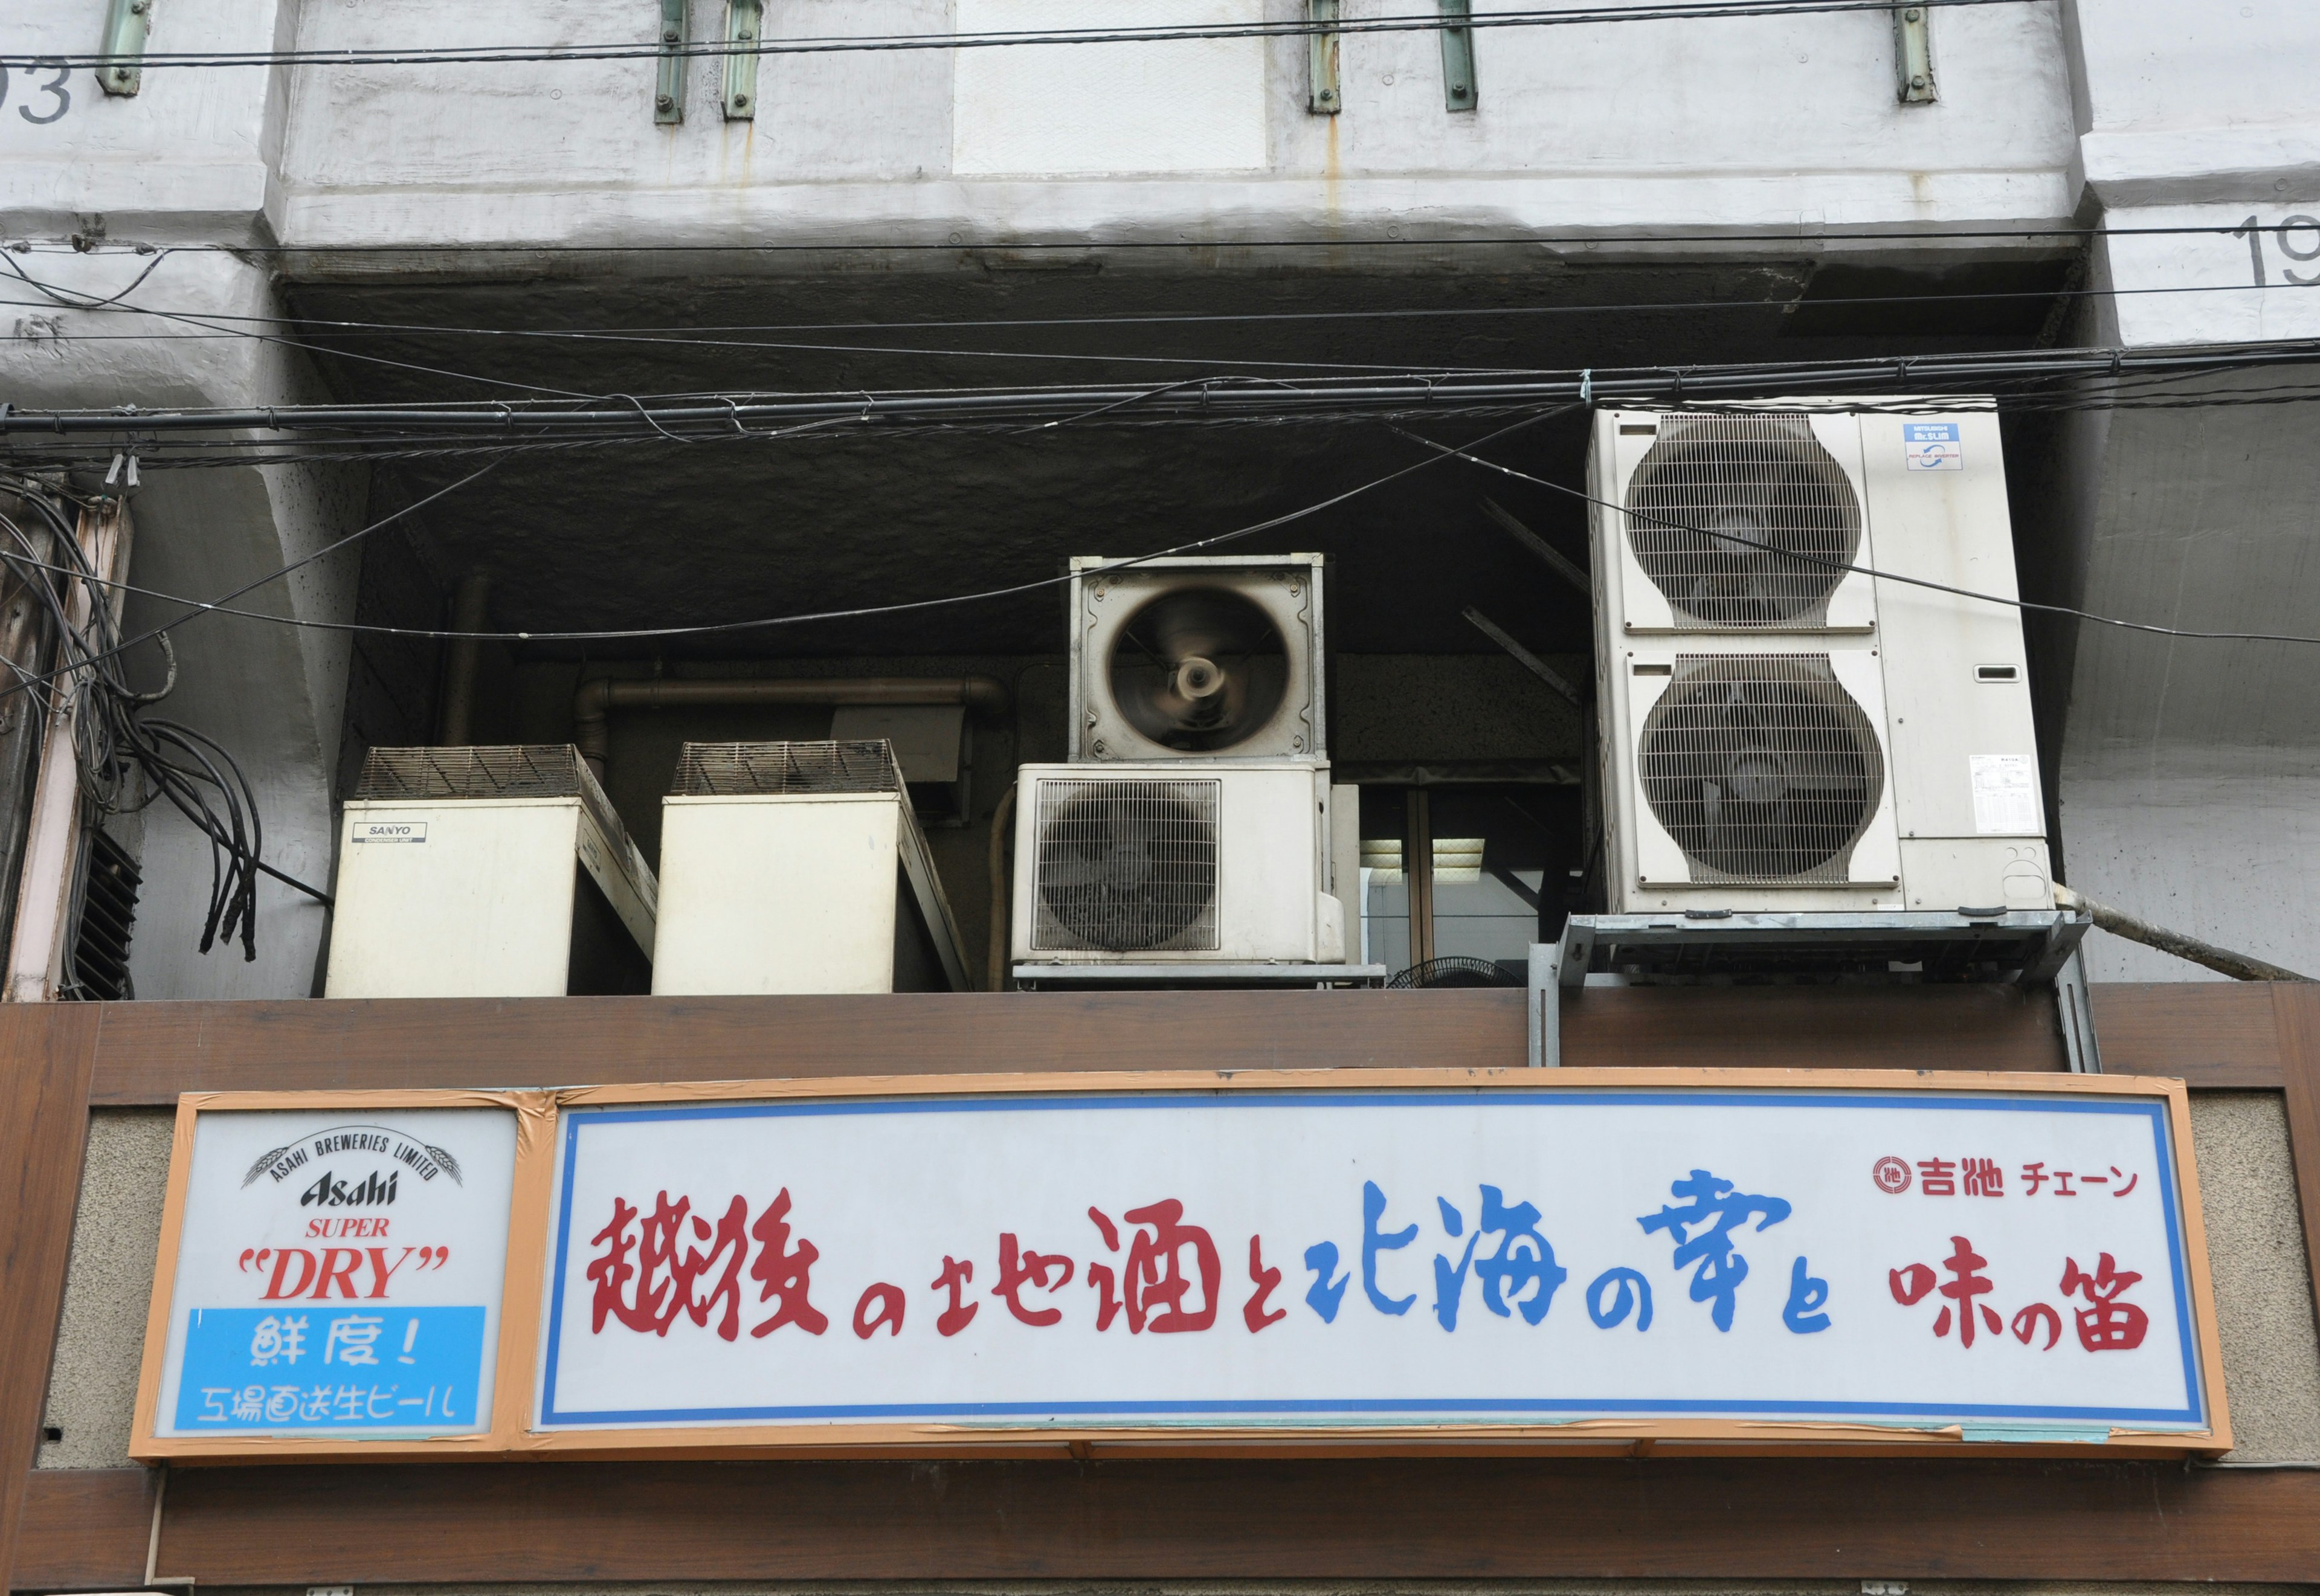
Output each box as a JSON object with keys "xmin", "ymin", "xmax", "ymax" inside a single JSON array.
[{"xmin": 36, "ymin": 1109, "xmax": 173, "ymax": 1471}]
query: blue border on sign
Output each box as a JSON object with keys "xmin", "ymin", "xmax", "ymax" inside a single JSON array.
[{"xmin": 536, "ymin": 1090, "xmax": 2203, "ymax": 1430}]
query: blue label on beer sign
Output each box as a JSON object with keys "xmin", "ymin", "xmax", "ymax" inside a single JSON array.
[
  {"xmin": 1904, "ymin": 422, "xmax": 1964, "ymax": 470},
  {"xmin": 173, "ymin": 1305, "xmax": 487, "ymax": 1432}
]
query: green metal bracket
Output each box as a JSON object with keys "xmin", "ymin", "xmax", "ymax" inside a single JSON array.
[
  {"xmin": 1307, "ymin": 0, "xmax": 1339, "ymax": 115},
  {"xmin": 1438, "ymin": 0, "xmax": 1475, "ymax": 112},
  {"xmin": 1893, "ymin": 4, "xmax": 1936, "ymax": 103},
  {"xmin": 98, "ymin": 0, "xmax": 153, "ymax": 98},
  {"xmin": 656, "ymin": 0, "xmax": 688, "ymax": 123},
  {"xmin": 722, "ymin": 0, "xmax": 762, "ymax": 121}
]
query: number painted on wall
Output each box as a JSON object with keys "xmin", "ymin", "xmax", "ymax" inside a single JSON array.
[
  {"xmin": 2231, "ymin": 214, "xmax": 2320, "ymax": 288},
  {"xmin": 2, "ymin": 62, "xmax": 76, "ymax": 126}
]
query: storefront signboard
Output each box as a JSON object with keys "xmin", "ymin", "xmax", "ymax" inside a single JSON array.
[{"xmin": 135, "ymin": 1071, "xmax": 2229, "ymax": 1459}]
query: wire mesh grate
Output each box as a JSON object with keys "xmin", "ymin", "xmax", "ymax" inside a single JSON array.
[
  {"xmin": 1637, "ymin": 654, "xmax": 1885, "ymax": 883},
  {"xmin": 353, "ymin": 744, "xmax": 630, "ymax": 861},
  {"xmin": 1030, "ymin": 777, "xmax": 1220, "ymax": 953},
  {"xmin": 1624, "ymin": 414, "xmax": 1863, "ymax": 628},
  {"xmin": 671, "ymin": 740, "xmax": 903, "ymax": 797}
]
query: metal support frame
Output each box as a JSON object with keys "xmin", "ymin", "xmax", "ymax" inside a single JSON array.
[
  {"xmin": 1463, "ymin": 607, "xmax": 1582, "ymax": 706},
  {"xmin": 655, "ymin": 0, "xmax": 689, "ymax": 123},
  {"xmin": 1307, "ymin": 0, "xmax": 1341, "ymax": 115},
  {"xmin": 1527, "ymin": 907, "xmax": 2102, "ymax": 1072},
  {"xmin": 1014, "ymin": 963, "xmax": 1387, "ymax": 991},
  {"xmin": 722, "ymin": 0, "xmax": 762, "ymax": 121},
  {"xmin": 1438, "ymin": 0, "xmax": 1476, "ymax": 112},
  {"xmin": 98, "ymin": 0, "xmax": 153, "ymax": 97},
  {"xmin": 1892, "ymin": 4, "xmax": 1936, "ymax": 103}
]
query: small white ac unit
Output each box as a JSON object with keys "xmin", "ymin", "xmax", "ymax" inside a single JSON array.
[
  {"xmin": 1588, "ymin": 404, "xmax": 2053, "ymax": 916},
  {"xmin": 651, "ymin": 741, "xmax": 970, "ymax": 995},
  {"xmin": 1011, "ymin": 763, "xmax": 1345, "ymax": 965},
  {"xmin": 1068, "ymin": 553, "xmax": 1325, "ymax": 763},
  {"xmin": 324, "ymin": 745, "xmax": 656, "ymax": 998}
]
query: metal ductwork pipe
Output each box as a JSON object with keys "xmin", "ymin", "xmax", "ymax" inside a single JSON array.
[{"xmin": 572, "ymin": 675, "xmax": 1011, "ymax": 782}]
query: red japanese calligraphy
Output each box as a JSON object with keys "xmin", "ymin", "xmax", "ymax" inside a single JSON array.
[
  {"xmin": 1917, "ymin": 1158, "xmax": 1957, "ymax": 1197},
  {"xmin": 1244, "ymin": 1235, "xmax": 1286, "ymax": 1332},
  {"xmin": 587, "ymin": 1190, "xmax": 814, "ymax": 1342},
  {"xmin": 932, "ymin": 1255, "xmax": 978, "ymax": 1336},
  {"xmin": 587, "ymin": 1196, "xmax": 642, "ymax": 1333},
  {"xmin": 1123, "ymin": 1199, "xmax": 1220, "ymax": 1333},
  {"xmin": 747, "ymin": 1189, "xmax": 828, "ymax": 1338},
  {"xmin": 1936, "ymin": 1235, "xmax": 2003, "ymax": 1345},
  {"xmin": 993, "ymin": 1233, "xmax": 1075, "ymax": 1327},
  {"xmin": 854, "ymin": 1282, "xmax": 905, "ymax": 1339},
  {"xmin": 2061, "ymin": 1253, "xmax": 2149, "ymax": 1351},
  {"xmin": 1086, "ymin": 1207, "xmax": 1125, "ymax": 1331},
  {"xmin": 1962, "ymin": 1158, "xmax": 2003, "ymax": 1197},
  {"xmin": 2011, "ymin": 1302, "xmax": 2062, "ymax": 1350}
]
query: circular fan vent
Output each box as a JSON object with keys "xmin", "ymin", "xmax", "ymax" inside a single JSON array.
[
  {"xmin": 1638, "ymin": 657, "xmax": 1884, "ymax": 882},
  {"xmin": 1107, "ymin": 586, "xmax": 1289, "ymax": 753},
  {"xmin": 1625, "ymin": 416, "xmax": 1862, "ymax": 626},
  {"xmin": 1032, "ymin": 779, "xmax": 1220, "ymax": 952},
  {"xmin": 1387, "ymin": 956, "xmax": 1523, "ymax": 989}
]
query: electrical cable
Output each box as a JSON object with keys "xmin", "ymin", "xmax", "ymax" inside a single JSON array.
[
  {"xmin": 5, "ymin": 0, "xmax": 2042, "ymax": 72},
  {"xmin": 1387, "ymin": 422, "xmax": 2320, "ymax": 648}
]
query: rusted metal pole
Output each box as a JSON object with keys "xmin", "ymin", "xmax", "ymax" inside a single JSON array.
[{"xmin": 2055, "ymin": 884, "xmax": 2312, "ymax": 983}]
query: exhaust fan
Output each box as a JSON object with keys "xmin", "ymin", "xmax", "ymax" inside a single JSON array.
[{"xmin": 1069, "ymin": 554, "xmax": 1324, "ymax": 762}]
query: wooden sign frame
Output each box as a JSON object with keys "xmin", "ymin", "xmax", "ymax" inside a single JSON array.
[{"xmin": 132, "ymin": 1069, "xmax": 2231, "ymax": 1462}]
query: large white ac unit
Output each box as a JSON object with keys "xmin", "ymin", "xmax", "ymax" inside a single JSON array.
[
  {"xmin": 324, "ymin": 745, "xmax": 656, "ymax": 998},
  {"xmin": 1010, "ymin": 763, "xmax": 1345, "ymax": 965},
  {"xmin": 1068, "ymin": 553, "xmax": 1326, "ymax": 763},
  {"xmin": 1587, "ymin": 404, "xmax": 2054, "ymax": 916},
  {"xmin": 651, "ymin": 741, "xmax": 970, "ymax": 995}
]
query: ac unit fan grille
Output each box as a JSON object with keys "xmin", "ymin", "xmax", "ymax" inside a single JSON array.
[
  {"xmin": 672, "ymin": 740, "xmax": 903, "ymax": 797},
  {"xmin": 1637, "ymin": 655, "xmax": 1885, "ymax": 884},
  {"xmin": 1031, "ymin": 778, "xmax": 1220, "ymax": 953},
  {"xmin": 1625, "ymin": 414, "xmax": 1862, "ymax": 628}
]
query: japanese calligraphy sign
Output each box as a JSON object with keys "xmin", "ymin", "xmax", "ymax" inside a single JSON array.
[
  {"xmin": 134, "ymin": 1071, "xmax": 2227, "ymax": 1460},
  {"xmin": 530, "ymin": 1072, "xmax": 2226, "ymax": 1455},
  {"xmin": 135, "ymin": 1092, "xmax": 532, "ymax": 1459}
]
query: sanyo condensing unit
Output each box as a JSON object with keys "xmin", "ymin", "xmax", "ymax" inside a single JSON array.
[
  {"xmin": 650, "ymin": 741, "xmax": 970, "ymax": 995},
  {"xmin": 1588, "ymin": 404, "xmax": 2053, "ymax": 916},
  {"xmin": 1069, "ymin": 553, "xmax": 1326, "ymax": 762},
  {"xmin": 1011, "ymin": 764, "xmax": 1346, "ymax": 965},
  {"xmin": 324, "ymin": 745, "xmax": 656, "ymax": 998}
]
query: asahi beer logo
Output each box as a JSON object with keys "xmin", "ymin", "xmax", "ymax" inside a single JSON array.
[{"xmin": 152, "ymin": 1107, "xmax": 519, "ymax": 1443}]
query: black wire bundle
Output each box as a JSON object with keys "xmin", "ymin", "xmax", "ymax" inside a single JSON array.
[{"xmin": 0, "ymin": 474, "xmax": 282, "ymax": 976}]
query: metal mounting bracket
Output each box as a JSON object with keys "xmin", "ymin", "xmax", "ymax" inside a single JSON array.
[
  {"xmin": 98, "ymin": 0, "xmax": 153, "ymax": 98},
  {"xmin": 655, "ymin": 0, "xmax": 689, "ymax": 123},
  {"xmin": 1893, "ymin": 4, "xmax": 1936, "ymax": 103},
  {"xmin": 723, "ymin": 0, "xmax": 762, "ymax": 121},
  {"xmin": 1307, "ymin": 0, "xmax": 1341, "ymax": 115},
  {"xmin": 1438, "ymin": 0, "xmax": 1476, "ymax": 112}
]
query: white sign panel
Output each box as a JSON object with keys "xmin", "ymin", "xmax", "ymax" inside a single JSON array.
[
  {"xmin": 2102, "ymin": 204, "xmax": 2320, "ymax": 347},
  {"xmin": 150, "ymin": 1107, "xmax": 519, "ymax": 1441},
  {"xmin": 536, "ymin": 1084, "xmax": 2215, "ymax": 1443}
]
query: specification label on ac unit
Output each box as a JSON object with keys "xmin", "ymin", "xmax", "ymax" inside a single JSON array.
[
  {"xmin": 1970, "ymin": 755, "xmax": 2041, "ymax": 834},
  {"xmin": 1903, "ymin": 422, "xmax": 1964, "ymax": 470}
]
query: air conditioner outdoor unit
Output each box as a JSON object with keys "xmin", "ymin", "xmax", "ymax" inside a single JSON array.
[
  {"xmin": 651, "ymin": 741, "xmax": 970, "ymax": 995},
  {"xmin": 324, "ymin": 745, "xmax": 656, "ymax": 998},
  {"xmin": 1068, "ymin": 553, "xmax": 1326, "ymax": 763},
  {"xmin": 1010, "ymin": 763, "xmax": 1345, "ymax": 965},
  {"xmin": 1587, "ymin": 404, "xmax": 2053, "ymax": 916}
]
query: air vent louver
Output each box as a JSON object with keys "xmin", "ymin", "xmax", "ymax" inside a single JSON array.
[
  {"xmin": 1030, "ymin": 777, "xmax": 1220, "ymax": 953},
  {"xmin": 1638, "ymin": 655, "xmax": 1884, "ymax": 883},
  {"xmin": 1625, "ymin": 414, "xmax": 1861, "ymax": 628}
]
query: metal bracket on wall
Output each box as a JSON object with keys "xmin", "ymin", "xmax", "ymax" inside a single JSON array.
[
  {"xmin": 1439, "ymin": 0, "xmax": 1477, "ymax": 112},
  {"xmin": 655, "ymin": 0, "xmax": 689, "ymax": 123},
  {"xmin": 1893, "ymin": 4, "xmax": 1936, "ymax": 103},
  {"xmin": 1307, "ymin": 0, "xmax": 1341, "ymax": 115},
  {"xmin": 723, "ymin": 0, "xmax": 762, "ymax": 121},
  {"xmin": 98, "ymin": 0, "xmax": 153, "ymax": 97}
]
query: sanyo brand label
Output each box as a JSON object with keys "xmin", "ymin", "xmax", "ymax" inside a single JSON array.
[
  {"xmin": 353, "ymin": 820, "xmax": 428, "ymax": 844},
  {"xmin": 1904, "ymin": 422, "xmax": 1964, "ymax": 471}
]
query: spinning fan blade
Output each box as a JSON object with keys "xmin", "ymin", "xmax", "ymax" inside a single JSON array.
[{"xmin": 1109, "ymin": 586, "xmax": 1290, "ymax": 752}]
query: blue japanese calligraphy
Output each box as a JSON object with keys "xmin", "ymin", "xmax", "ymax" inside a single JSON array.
[
  {"xmin": 1431, "ymin": 1186, "xmax": 1567, "ymax": 1330},
  {"xmin": 1587, "ymin": 1267, "xmax": 1654, "ymax": 1330},
  {"xmin": 1303, "ymin": 1241, "xmax": 1350, "ymax": 1323},
  {"xmin": 1361, "ymin": 1180, "xmax": 1417, "ymax": 1316},
  {"xmin": 1637, "ymin": 1169, "xmax": 1792, "ymax": 1331},
  {"xmin": 1783, "ymin": 1256, "xmax": 1832, "ymax": 1334}
]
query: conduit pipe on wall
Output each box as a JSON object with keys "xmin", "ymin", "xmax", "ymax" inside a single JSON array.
[{"xmin": 572, "ymin": 675, "xmax": 1010, "ymax": 782}]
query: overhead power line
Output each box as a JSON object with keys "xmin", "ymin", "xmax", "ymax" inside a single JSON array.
[
  {"xmin": 7, "ymin": 337, "xmax": 2316, "ymax": 445},
  {"xmin": 7, "ymin": 0, "xmax": 2040, "ymax": 72}
]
